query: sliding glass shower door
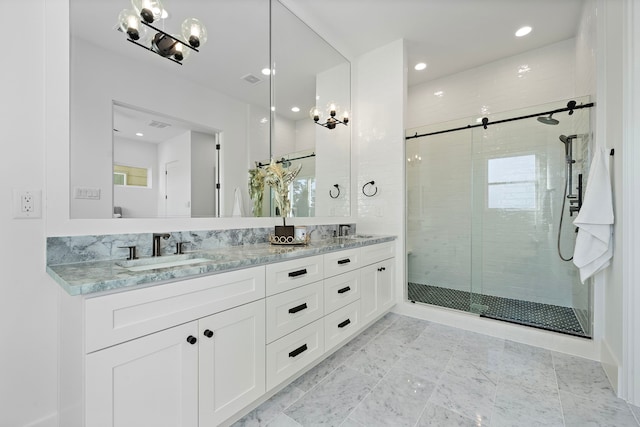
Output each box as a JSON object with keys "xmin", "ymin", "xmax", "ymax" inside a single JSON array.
[{"xmin": 406, "ymin": 97, "xmax": 592, "ymax": 337}]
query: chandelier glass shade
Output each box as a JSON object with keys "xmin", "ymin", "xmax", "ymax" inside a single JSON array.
[{"xmin": 118, "ymin": 0, "xmax": 206, "ymax": 65}]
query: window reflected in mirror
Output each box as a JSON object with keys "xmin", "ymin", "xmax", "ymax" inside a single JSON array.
[{"xmin": 113, "ymin": 165, "xmax": 150, "ymax": 187}]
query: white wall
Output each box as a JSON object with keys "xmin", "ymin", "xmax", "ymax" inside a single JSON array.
[
  {"xmin": 272, "ymin": 116, "xmax": 297, "ymax": 158},
  {"xmin": 619, "ymin": 0, "xmax": 640, "ymax": 405},
  {"xmin": 596, "ymin": 0, "xmax": 625, "ymax": 395},
  {"xmin": 354, "ymin": 39, "xmax": 407, "ymax": 304},
  {"xmin": 407, "ymin": 39, "xmax": 577, "ymax": 129},
  {"xmin": 1, "ymin": 1, "xmax": 58, "ymax": 427},
  {"xmin": 316, "ymin": 62, "xmax": 352, "ymax": 217},
  {"xmin": 295, "ymin": 119, "xmax": 316, "ymax": 152}
]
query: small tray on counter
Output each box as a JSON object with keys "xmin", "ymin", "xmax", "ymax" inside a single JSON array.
[{"xmin": 269, "ymin": 234, "xmax": 311, "ymax": 246}]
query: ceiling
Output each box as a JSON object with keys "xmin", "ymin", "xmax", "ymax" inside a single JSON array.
[{"xmin": 285, "ymin": 0, "xmax": 585, "ymax": 86}]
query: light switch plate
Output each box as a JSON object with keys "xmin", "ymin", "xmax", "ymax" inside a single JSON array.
[{"xmin": 74, "ymin": 187, "xmax": 101, "ymax": 200}]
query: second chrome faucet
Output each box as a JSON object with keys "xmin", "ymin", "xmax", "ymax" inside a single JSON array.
[{"xmin": 152, "ymin": 233, "xmax": 171, "ymax": 257}]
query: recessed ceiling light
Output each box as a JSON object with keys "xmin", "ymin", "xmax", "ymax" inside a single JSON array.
[
  {"xmin": 515, "ymin": 26, "xmax": 532, "ymax": 37},
  {"xmin": 291, "ymin": 107, "xmax": 300, "ymax": 112},
  {"xmin": 433, "ymin": 90, "xmax": 444, "ymax": 97},
  {"xmin": 414, "ymin": 62, "xmax": 427, "ymax": 71},
  {"xmin": 135, "ymin": 132, "xmax": 144, "ymax": 137},
  {"xmin": 261, "ymin": 68, "xmax": 271, "ymax": 75}
]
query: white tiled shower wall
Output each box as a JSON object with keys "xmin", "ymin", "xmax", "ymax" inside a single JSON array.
[{"xmin": 407, "ymin": 38, "xmax": 595, "ymax": 308}]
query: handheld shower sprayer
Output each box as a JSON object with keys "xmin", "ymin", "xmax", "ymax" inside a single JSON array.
[{"xmin": 557, "ymin": 134, "xmax": 583, "ymax": 261}]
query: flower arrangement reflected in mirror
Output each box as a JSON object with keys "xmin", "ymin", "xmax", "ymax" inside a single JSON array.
[{"xmin": 263, "ymin": 159, "xmax": 302, "ymax": 220}]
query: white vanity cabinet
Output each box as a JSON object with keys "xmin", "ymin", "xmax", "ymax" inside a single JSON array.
[
  {"xmin": 58, "ymin": 240, "xmax": 397, "ymax": 427},
  {"xmin": 360, "ymin": 242, "xmax": 396, "ymax": 325},
  {"xmin": 70, "ymin": 266, "xmax": 266, "ymax": 427}
]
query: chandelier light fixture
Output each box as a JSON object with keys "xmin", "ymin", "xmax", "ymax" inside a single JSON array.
[
  {"xmin": 310, "ymin": 103, "xmax": 349, "ymax": 129},
  {"xmin": 117, "ymin": 0, "xmax": 207, "ymax": 65}
]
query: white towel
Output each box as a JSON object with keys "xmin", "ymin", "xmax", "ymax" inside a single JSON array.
[
  {"xmin": 572, "ymin": 146, "xmax": 614, "ymax": 283},
  {"xmin": 231, "ymin": 187, "xmax": 245, "ymax": 217}
]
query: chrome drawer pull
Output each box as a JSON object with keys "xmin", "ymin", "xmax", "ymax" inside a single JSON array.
[
  {"xmin": 289, "ymin": 344, "xmax": 308, "ymax": 358},
  {"xmin": 338, "ymin": 319, "xmax": 351, "ymax": 328},
  {"xmin": 288, "ymin": 303, "xmax": 308, "ymax": 314},
  {"xmin": 288, "ymin": 268, "xmax": 308, "ymax": 278}
]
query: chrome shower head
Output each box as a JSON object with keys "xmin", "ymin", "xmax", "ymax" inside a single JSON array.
[{"xmin": 537, "ymin": 113, "xmax": 559, "ymax": 125}]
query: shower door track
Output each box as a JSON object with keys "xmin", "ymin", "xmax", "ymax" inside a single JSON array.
[{"xmin": 405, "ymin": 100, "xmax": 594, "ymax": 140}]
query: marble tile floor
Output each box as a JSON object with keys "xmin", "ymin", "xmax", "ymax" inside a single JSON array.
[{"xmin": 233, "ymin": 313, "xmax": 640, "ymax": 427}]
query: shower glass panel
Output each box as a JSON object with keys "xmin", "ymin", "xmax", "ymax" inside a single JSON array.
[
  {"xmin": 406, "ymin": 97, "xmax": 592, "ymax": 338},
  {"xmin": 406, "ymin": 117, "xmax": 474, "ymax": 312}
]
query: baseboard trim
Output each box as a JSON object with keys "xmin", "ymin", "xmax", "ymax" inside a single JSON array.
[
  {"xmin": 23, "ymin": 412, "xmax": 57, "ymax": 427},
  {"xmin": 600, "ymin": 338, "xmax": 620, "ymax": 395}
]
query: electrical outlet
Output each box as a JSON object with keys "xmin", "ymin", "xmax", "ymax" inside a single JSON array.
[
  {"xmin": 22, "ymin": 193, "xmax": 34, "ymax": 212},
  {"xmin": 13, "ymin": 189, "xmax": 42, "ymax": 218}
]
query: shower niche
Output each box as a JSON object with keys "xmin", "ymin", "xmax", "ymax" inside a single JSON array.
[{"xmin": 405, "ymin": 97, "xmax": 593, "ymax": 338}]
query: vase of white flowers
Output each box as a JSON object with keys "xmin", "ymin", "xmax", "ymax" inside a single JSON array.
[{"xmin": 263, "ymin": 158, "xmax": 302, "ymax": 238}]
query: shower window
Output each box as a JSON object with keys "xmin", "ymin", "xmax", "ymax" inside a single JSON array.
[{"xmin": 487, "ymin": 154, "xmax": 536, "ymax": 210}]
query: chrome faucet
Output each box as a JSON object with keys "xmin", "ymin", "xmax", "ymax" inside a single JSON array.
[
  {"xmin": 152, "ymin": 233, "xmax": 171, "ymax": 256},
  {"xmin": 338, "ymin": 224, "xmax": 351, "ymax": 237}
]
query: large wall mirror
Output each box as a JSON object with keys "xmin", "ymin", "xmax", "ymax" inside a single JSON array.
[{"xmin": 69, "ymin": 0, "xmax": 351, "ymax": 220}]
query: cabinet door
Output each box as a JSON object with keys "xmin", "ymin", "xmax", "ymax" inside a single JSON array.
[
  {"xmin": 199, "ymin": 300, "xmax": 266, "ymax": 426},
  {"xmin": 85, "ymin": 322, "xmax": 198, "ymax": 427},
  {"xmin": 377, "ymin": 258, "xmax": 395, "ymax": 313},
  {"xmin": 360, "ymin": 264, "xmax": 379, "ymax": 325},
  {"xmin": 360, "ymin": 258, "xmax": 396, "ymax": 325}
]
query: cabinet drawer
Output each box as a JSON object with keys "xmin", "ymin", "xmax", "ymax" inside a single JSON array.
[
  {"xmin": 85, "ymin": 266, "xmax": 265, "ymax": 353},
  {"xmin": 266, "ymin": 319, "xmax": 324, "ymax": 391},
  {"xmin": 266, "ymin": 255, "xmax": 323, "ymax": 296},
  {"xmin": 324, "ymin": 248, "xmax": 361, "ymax": 278},
  {"xmin": 323, "ymin": 270, "xmax": 360, "ymax": 314},
  {"xmin": 361, "ymin": 242, "xmax": 395, "ymax": 266},
  {"xmin": 266, "ymin": 281, "xmax": 324, "ymax": 343},
  {"xmin": 324, "ymin": 300, "xmax": 361, "ymax": 353}
]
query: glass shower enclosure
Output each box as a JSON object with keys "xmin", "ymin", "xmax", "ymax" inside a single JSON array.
[{"xmin": 406, "ymin": 97, "xmax": 593, "ymax": 338}]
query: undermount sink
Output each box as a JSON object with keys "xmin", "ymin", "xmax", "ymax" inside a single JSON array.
[{"xmin": 116, "ymin": 253, "xmax": 223, "ymax": 272}]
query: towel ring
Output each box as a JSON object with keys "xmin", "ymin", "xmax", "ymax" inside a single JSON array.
[
  {"xmin": 362, "ymin": 180, "xmax": 378, "ymax": 197},
  {"xmin": 329, "ymin": 184, "xmax": 340, "ymax": 199}
]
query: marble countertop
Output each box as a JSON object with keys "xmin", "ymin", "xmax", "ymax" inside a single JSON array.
[{"xmin": 47, "ymin": 235, "xmax": 396, "ymax": 296}]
